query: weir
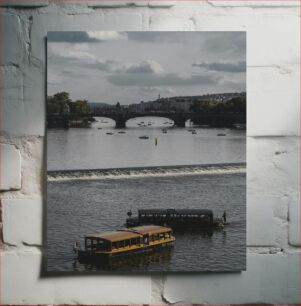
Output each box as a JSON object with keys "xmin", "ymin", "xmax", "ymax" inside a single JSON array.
[{"xmin": 47, "ymin": 163, "xmax": 246, "ymax": 181}]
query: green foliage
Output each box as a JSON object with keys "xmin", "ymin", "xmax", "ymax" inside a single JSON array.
[
  {"xmin": 47, "ymin": 92, "xmax": 91, "ymax": 117},
  {"xmin": 190, "ymin": 96, "xmax": 246, "ymax": 114}
]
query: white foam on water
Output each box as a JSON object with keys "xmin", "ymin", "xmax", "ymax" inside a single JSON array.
[{"xmin": 48, "ymin": 164, "xmax": 246, "ymax": 182}]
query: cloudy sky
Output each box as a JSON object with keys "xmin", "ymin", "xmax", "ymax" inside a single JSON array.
[{"xmin": 47, "ymin": 31, "xmax": 246, "ymax": 105}]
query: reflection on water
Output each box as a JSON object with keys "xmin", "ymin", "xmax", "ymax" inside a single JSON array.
[
  {"xmin": 47, "ymin": 172, "xmax": 246, "ymax": 272},
  {"xmin": 47, "ymin": 116, "xmax": 246, "ymax": 171},
  {"xmin": 47, "ymin": 116, "xmax": 246, "ymax": 272},
  {"xmin": 76, "ymin": 245, "xmax": 174, "ymax": 272}
]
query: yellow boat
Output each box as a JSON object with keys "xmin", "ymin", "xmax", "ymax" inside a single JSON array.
[{"xmin": 77, "ymin": 225, "xmax": 175, "ymax": 261}]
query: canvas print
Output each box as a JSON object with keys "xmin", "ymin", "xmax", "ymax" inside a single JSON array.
[{"xmin": 47, "ymin": 31, "xmax": 246, "ymax": 272}]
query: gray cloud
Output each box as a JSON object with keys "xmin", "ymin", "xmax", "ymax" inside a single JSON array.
[
  {"xmin": 193, "ymin": 61, "xmax": 246, "ymax": 73},
  {"xmin": 48, "ymin": 31, "xmax": 127, "ymax": 43},
  {"xmin": 220, "ymin": 80, "xmax": 246, "ymax": 92},
  {"xmin": 48, "ymin": 31, "xmax": 246, "ymax": 104},
  {"xmin": 125, "ymin": 60, "xmax": 163, "ymax": 74},
  {"xmin": 200, "ymin": 32, "xmax": 246, "ymax": 58},
  {"xmin": 107, "ymin": 73, "xmax": 220, "ymax": 87}
]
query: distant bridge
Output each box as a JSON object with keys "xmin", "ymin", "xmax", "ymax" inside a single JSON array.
[{"xmin": 92, "ymin": 110, "xmax": 245, "ymax": 129}]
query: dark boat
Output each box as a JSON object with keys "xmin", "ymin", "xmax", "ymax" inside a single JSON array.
[{"xmin": 126, "ymin": 208, "xmax": 226, "ymax": 230}]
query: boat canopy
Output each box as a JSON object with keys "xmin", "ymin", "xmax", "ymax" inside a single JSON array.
[
  {"xmin": 85, "ymin": 225, "xmax": 172, "ymax": 243},
  {"xmin": 86, "ymin": 231, "xmax": 141, "ymax": 242}
]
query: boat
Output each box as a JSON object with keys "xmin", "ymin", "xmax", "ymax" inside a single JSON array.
[
  {"xmin": 191, "ymin": 130, "xmax": 197, "ymax": 134},
  {"xmin": 106, "ymin": 132, "xmax": 114, "ymax": 135},
  {"xmin": 217, "ymin": 133, "xmax": 226, "ymax": 136},
  {"xmin": 139, "ymin": 136, "xmax": 149, "ymax": 139},
  {"xmin": 97, "ymin": 127, "xmax": 102, "ymax": 130},
  {"xmin": 162, "ymin": 129, "xmax": 167, "ymax": 134},
  {"xmin": 126, "ymin": 209, "xmax": 226, "ymax": 230},
  {"xmin": 77, "ymin": 225, "xmax": 175, "ymax": 261},
  {"xmin": 118, "ymin": 131, "xmax": 126, "ymax": 134}
]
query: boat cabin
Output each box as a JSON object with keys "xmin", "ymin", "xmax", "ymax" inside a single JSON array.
[
  {"xmin": 138, "ymin": 209, "xmax": 214, "ymax": 224},
  {"xmin": 83, "ymin": 225, "xmax": 175, "ymax": 255},
  {"xmin": 85, "ymin": 230, "xmax": 141, "ymax": 253}
]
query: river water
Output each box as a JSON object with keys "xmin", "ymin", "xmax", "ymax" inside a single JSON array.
[{"xmin": 47, "ymin": 116, "xmax": 246, "ymax": 272}]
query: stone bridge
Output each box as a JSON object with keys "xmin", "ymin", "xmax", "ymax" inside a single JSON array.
[{"xmin": 92, "ymin": 110, "xmax": 245, "ymax": 129}]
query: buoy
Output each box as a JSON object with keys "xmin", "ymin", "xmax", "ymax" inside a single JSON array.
[{"xmin": 155, "ymin": 137, "xmax": 158, "ymax": 146}]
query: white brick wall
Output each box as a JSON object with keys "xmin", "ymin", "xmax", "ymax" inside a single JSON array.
[
  {"xmin": 1, "ymin": 1, "xmax": 300, "ymax": 304},
  {"xmin": 0, "ymin": 143, "xmax": 21, "ymax": 191}
]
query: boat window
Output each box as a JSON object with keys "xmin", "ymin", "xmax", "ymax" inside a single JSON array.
[
  {"xmin": 85, "ymin": 238, "xmax": 92, "ymax": 250},
  {"xmin": 118, "ymin": 240, "xmax": 125, "ymax": 248},
  {"xmin": 91, "ymin": 239, "xmax": 98, "ymax": 250},
  {"xmin": 125, "ymin": 239, "xmax": 130, "ymax": 247},
  {"xmin": 96, "ymin": 240, "xmax": 107, "ymax": 251}
]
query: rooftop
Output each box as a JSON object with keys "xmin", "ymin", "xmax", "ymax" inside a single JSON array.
[
  {"xmin": 138, "ymin": 209, "xmax": 213, "ymax": 215},
  {"xmin": 86, "ymin": 225, "xmax": 172, "ymax": 242},
  {"xmin": 86, "ymin": 230, "xmax": 141, "ymax": 242}
]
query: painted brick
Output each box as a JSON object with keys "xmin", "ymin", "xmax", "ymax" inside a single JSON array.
[
  {"xmin": 86, "ymin": 0, "xmax": 175, "ymax": 7},
  {"xmin": 247, "ymin": 137, "xmax": 299, "ymax": 197},
  {"xmin": 2, "ymin": 13, "xmax": 25, "ymax": 66},
  {"xmin": 206, "ymin": 0, "xmax": 300, "ymax": 7},
  {"xmin": 0, "ymin": 0, "xmax": 48, "ymax": 6},
  {"xmin": 149, "ymin": 15, "xmax": 195, "ymax": 31},
  {"xmin": 288, "ymin": 193, "xmax": 300, "ymax": 246},
  {"xmin": 2, "ymin": 198, "xmax": 43, "ymax": 246},
  {"xmin": 147, "ymin": 1, "xmax": 175, "ymax": 7},
  {"xmin": 0, "ymin": 143, "xmax": 21, "ymax": 191},
  {"xmin": 19, "ymin": 137, "xmax": 44, "ymax": 196},
  {"xmin": 247, "ymin": 137, "xmax": 299, "ymax": 247},
  {"xmin": 247, "ymin": 195, "xmax": 276, "ymax": 246},
  {"xmin": 2, "ymin": 251, "xmax": 151, "ymax": 304},
  {"xmin": 86, "ymin": 1, "xmax": 148, "ymax": 7},
  {"xmin": 163, "ymin": 253, "xmax": 299, "ymax": 304},
  {"xmin": 1, "ymin": 64, "xmax": 46, "ymax": 136},
  {"xmin": 248, "ymin": 66, "xmax": 299, "ymax": 136}
]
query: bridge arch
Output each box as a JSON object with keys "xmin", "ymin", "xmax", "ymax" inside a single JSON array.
[
  {"xmin": 92, "ymin": 111, "xmax": 192, "ymax": 128},
  {"xmin": 126, "ymin": 115, "xmax": 174, "ymax": 128},
  {"xmin": 93, "ymin": 116, "xmax": 116, "ymax": 128}
]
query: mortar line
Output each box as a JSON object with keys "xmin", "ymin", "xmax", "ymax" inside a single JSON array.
[{"xmin": 0, "ymin": 0, "xmax": 3, "ymax": 304}]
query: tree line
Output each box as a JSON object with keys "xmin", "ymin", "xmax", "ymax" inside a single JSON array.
[
  {"xmin": 190, "ymin": 96, "xmax": 246, "ymax": 114},
  {"xmin": 47, "ymin": 92, "xmax": 91, "ymax": 118}
]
